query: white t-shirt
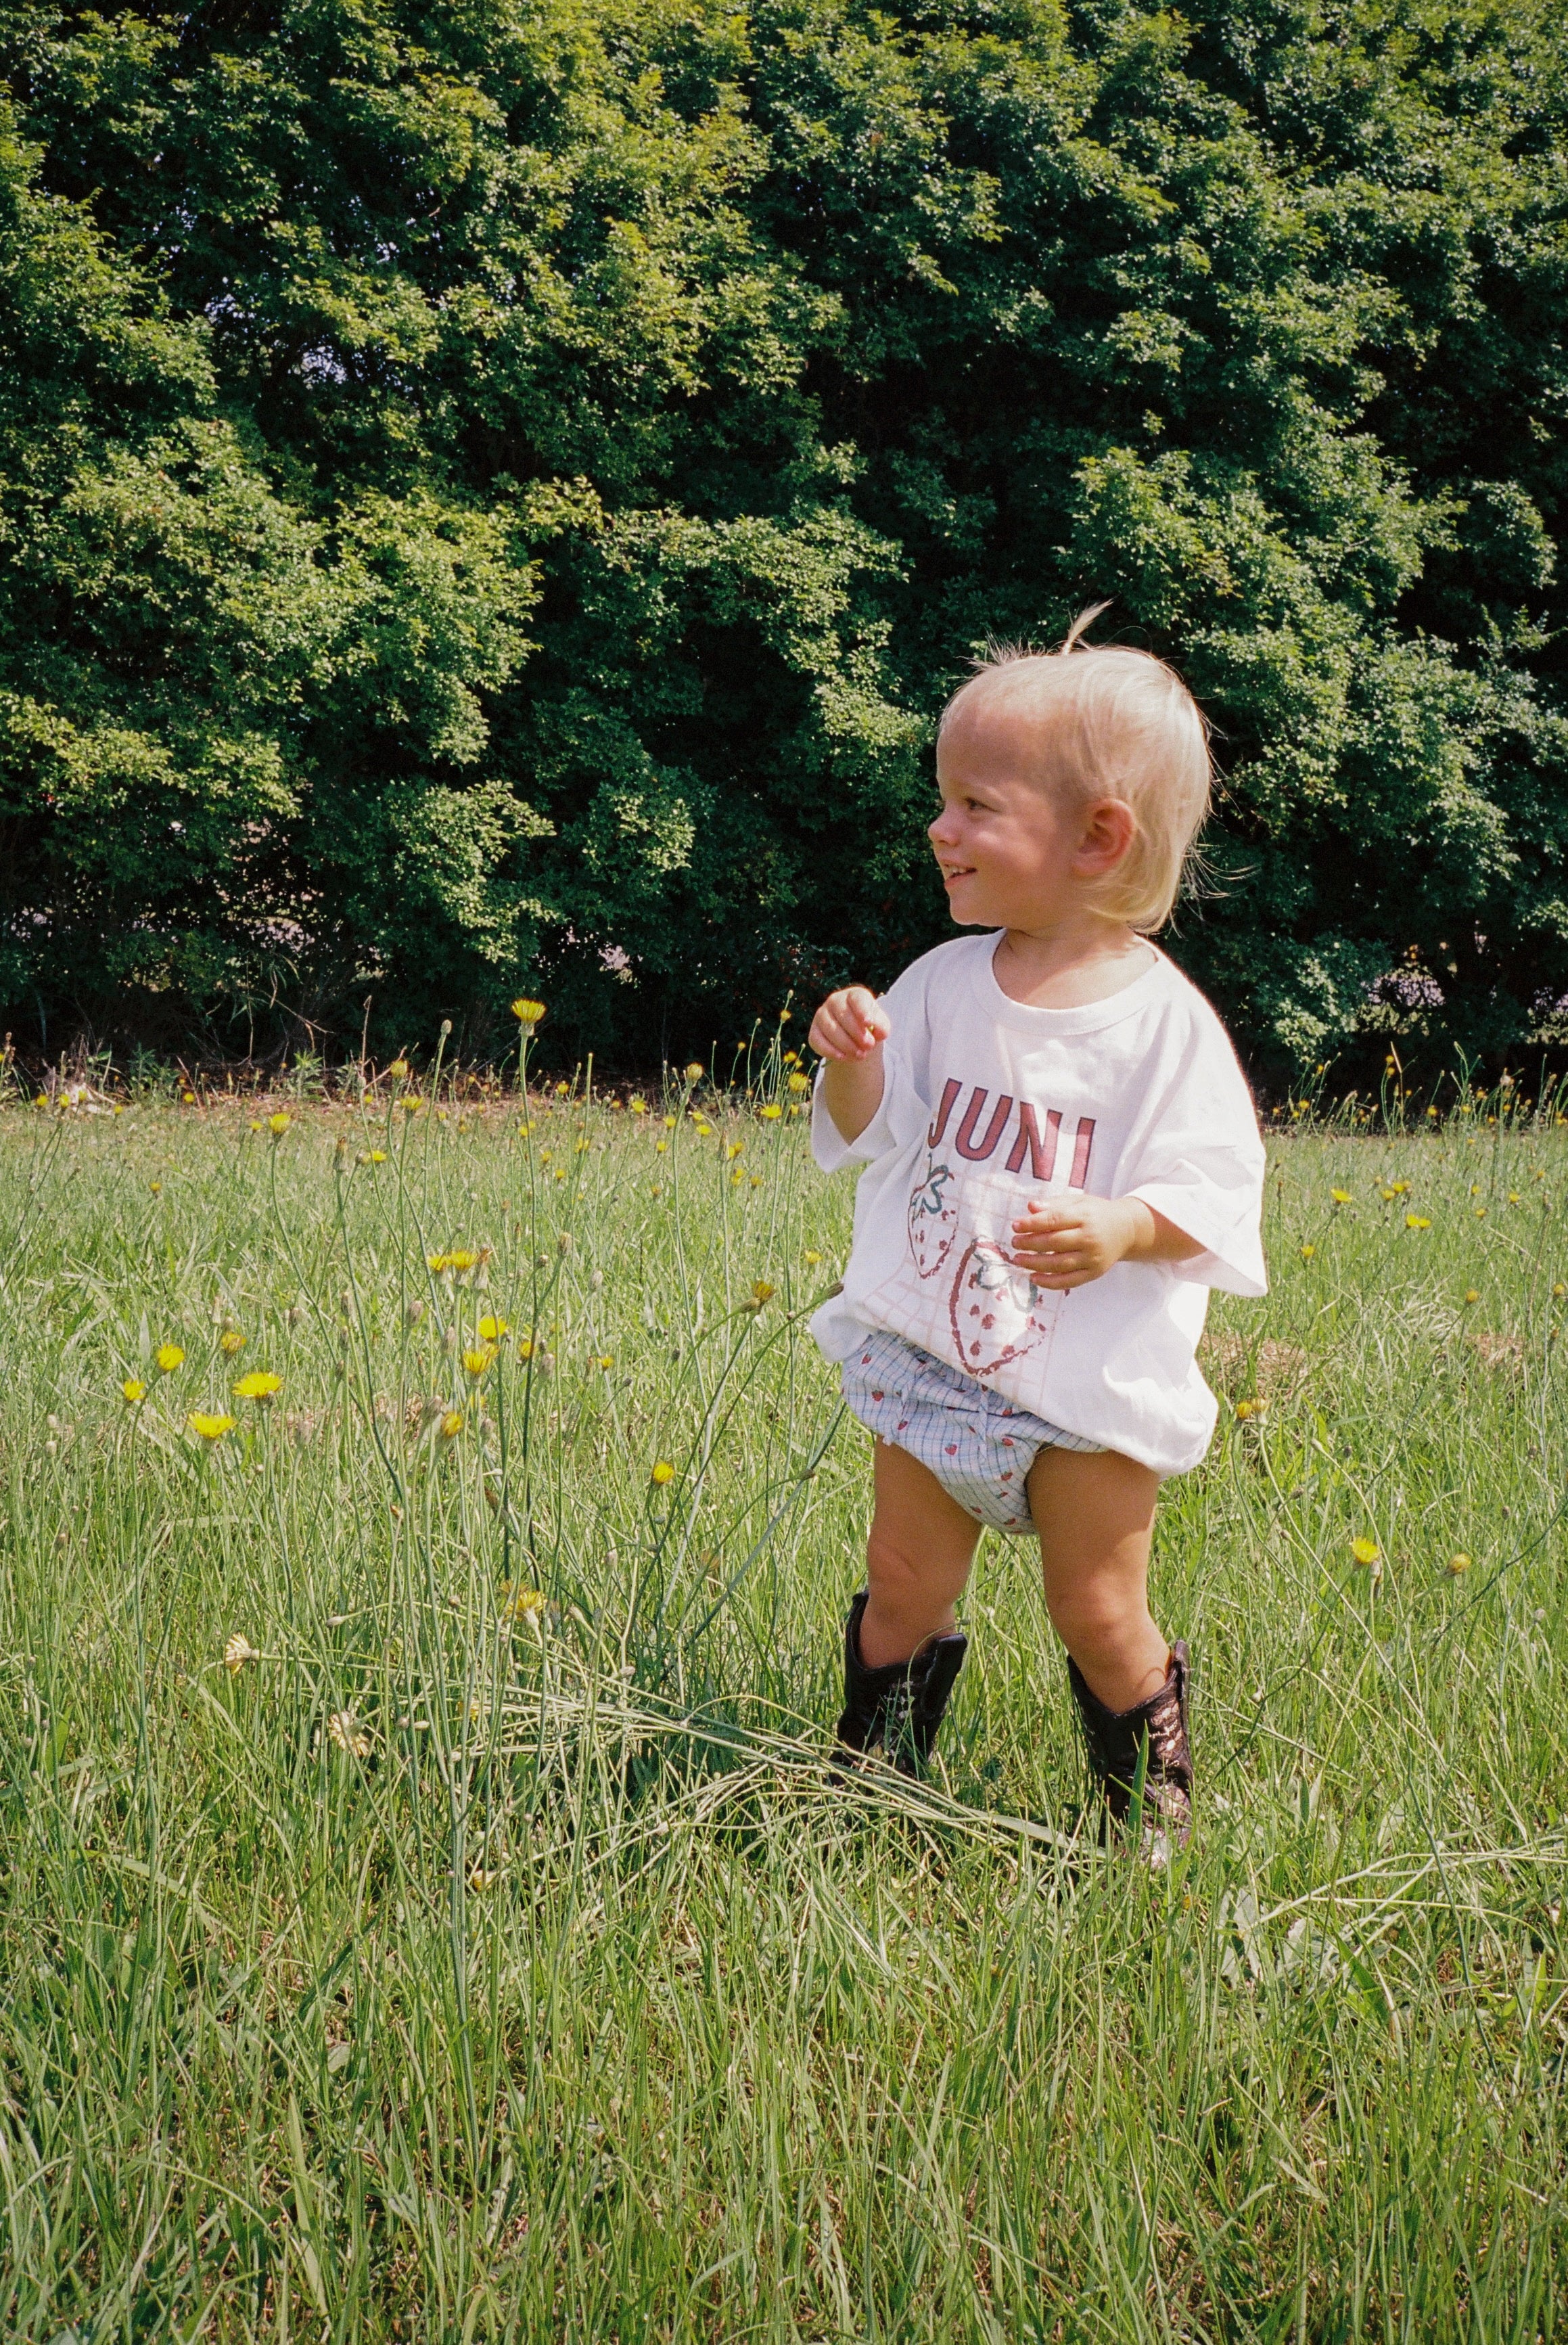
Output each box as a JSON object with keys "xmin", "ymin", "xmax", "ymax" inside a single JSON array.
[{"xmin": 810, "ymin": 934, "xmax": 1267, "ymax": 1477}]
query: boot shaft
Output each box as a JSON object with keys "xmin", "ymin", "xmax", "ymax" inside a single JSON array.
[
  {"xmin": 837, "ymin": 1590, "xmax": 967, "ymax": 1774},
  {"xmin": 1067, "ymin": 1641, "xmax": 1192, "ymax": 1842}
]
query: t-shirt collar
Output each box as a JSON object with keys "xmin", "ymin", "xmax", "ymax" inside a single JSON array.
[{"xmin": 971, "ymin": 931, "xmax": 1173, "ymax": 1037}]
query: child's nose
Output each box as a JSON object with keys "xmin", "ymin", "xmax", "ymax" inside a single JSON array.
[{"xmin": 928, "ymin": 809, "xmax": 957, "ymax": 844}]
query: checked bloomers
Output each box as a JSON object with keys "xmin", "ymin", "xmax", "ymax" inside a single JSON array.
[{"xmin": 839, "ymin": 1327, "xmax": 1103, "ymax": 1534}]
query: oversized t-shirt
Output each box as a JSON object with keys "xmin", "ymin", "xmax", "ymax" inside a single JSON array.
[{"xmin": 810, "ymin": 934, "xmax": 1267, "ymax": 1477}]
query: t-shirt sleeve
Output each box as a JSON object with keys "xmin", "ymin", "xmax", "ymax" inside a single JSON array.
[
  {"xmin": 1124, "ymin": 1005, "xmax": 1268, "ymax": 1297},
  {"xmin": 810, "ymin": 963, "xmax": 936, "ymax": 1173}
]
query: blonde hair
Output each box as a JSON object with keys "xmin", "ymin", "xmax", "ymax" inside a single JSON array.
[{"xmin": 937, "ymin": 604, "xmax": 1213, "ymax": 932}]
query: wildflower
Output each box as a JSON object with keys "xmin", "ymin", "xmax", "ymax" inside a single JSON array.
[
  {"xmin": 749, "ymin": 1280, "xmax": 776, "ymax": 1309},
  {"xmin": 268, "ymin": 1112, "xmax": 290, "ymax": 1137},
  {"xmin": 597, "ymin": 1354, "xmax": 614, "ymax": 1370},
  {"xmin": 233, "ymin": 1371, "xmax": 282, "ymax": 1402},
  {"xmin": 478, "ymin": 1315, "xmax": 508, "ymax": 1342},
  {"xmin": 326, "ymin": 1710, "xmax": 371, "ymax": 1759},
  {"xmin": 1405, "ymin": 1214, "xmax": 1431, "ymax": 1230},
  {"xmin": 181, "ymin": 1089, "xmax": 195, "ymax": 1106},
  {"xmin": 33, "ymin": 1091, "xmax": 47, "ymax": 1108},
  {"xmin": 1351, "ymin": 1536, "xmax": 1381, "ymax": 1566},
  {"xmin": 1330, "ymin": 1189, "xmax": 1352, "ymax": 1205},
  {"xmin": 1509, "ymin": 1191, "xmax": 1521, "ymax": 1204},
  {"xmin": 651, "ymin": 1459, "xmax": 675, "ymax": 1485},
  {"xmin": 469, "ymin": 1867, "xmax": 502, "ymax": 1890},
  {"xmin": 388, "ymin": 1059, "xmax": 409, "ymax": 1078},
  {"xmin": 511, "ymin": 999, "xmax": 546, "ymax": 1025},
  {"xmin": 663, "ymin": 1115, "xmax": 676, "ymax": 1129},
  {"xmin": 149, "ymin": 1180, "xmax": 162, "ymax": 1195},
  {"xmin": 804, "ymin": 1249, "xmax": 823, "ymax": 1266},
  {"xmin": 463, "ymin": 1346, "xmax": 496, "ymax": 1379},
  {"xmin": 121, "ymin": 1376, "xmax": 147, "ymax": 1403},
  {"xmin": 1555, "ymin": 1283, "xmax": 1567, "ymax": 1299},
  {"xmin": 367, "ymin": 1149, "xmax": 389, "ymax": 1165},
  {"xmin": 1475, "ymin": 1206, "xmax": 1487, "ymax": 1218},
  {"xmin": 725, "ymin": 1139, "xmax": 744, "ymax": 1159},
  {"xmin": 655, "ymin": 1139, "xmax": 668, "ymax": 1154},
  {"xmin": 788, "ymin": 1072, "xmax": 810, "ymax": 1093},
  {"xmin": 1379, "ymin": 1185, "xmax": 1396, "ymax": 1202},
  {"xmin": 1464, "ymin": 1289, "xmax": 1481, "ymax": 1304},
  {"xmin": 1447, "ymin": 1553, "xmax": 1472, "ymax": 1576},
  {"xmin": 1299, "ymin": 1244, "xmax": 1315, "ymax": 1260},
  {"xmin": 630, "ymin": 1097, "xmax": 648, "ymax": 1115},
  {"xmin": 187, "ymin": 1411, "xmax": 237, "ymax": 1442},
  {"xmin": 760, "ymin": 1103, "xmax": 782, "ymax": 1120},
  {"xmin": 225, "ymin": 1633, "xmax": 260, "ymax": 1673},
  {"xmin": 1234, "ymin": 1398, "xmax": 1263, "ymax": 1421},
  {"xmin": 220, "ymin": 1329, "xmax": 246, "ymax": 1355},
  {"xmin": 438, "ymin": 1409, "xmax": 464, "ymax": 1441},
  {"xmin": 156, "ymin": 1344, "xmax": 185, "ymax": 1373},
  {"xmin": 500, "ymin": 1580, "xmax": 546, "ymax": 1624},
  {"xmin": 250, "ymin": 1119, "xmax": 261, "ymax": 1131},
  {"xmin": 685, "ymin": 1062, "xmax": 705, "ymax": 1080}
]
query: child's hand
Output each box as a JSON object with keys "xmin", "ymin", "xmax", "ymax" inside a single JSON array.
[
  {"xmin": 1009, "ymin": 1196, "xmax": 1151, "ymax": 1290},
  {"xmin": 810, "ymin": 986, "xmax": 891, "ymax": 1064}
]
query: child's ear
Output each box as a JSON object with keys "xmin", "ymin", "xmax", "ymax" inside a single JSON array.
[{"xmin": 1074, "ymin": 798, "xmax": 1136, "ymax": 875}]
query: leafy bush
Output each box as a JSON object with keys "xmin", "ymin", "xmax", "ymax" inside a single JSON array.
[{"xmin": 1, "ymin": 0, "xmax": 1565, "ymax": 1082}]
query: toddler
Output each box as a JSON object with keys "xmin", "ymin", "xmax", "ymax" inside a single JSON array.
[{"xmin": 808, "ymin": 609, "xmax": 1266, "ymax": 1845}]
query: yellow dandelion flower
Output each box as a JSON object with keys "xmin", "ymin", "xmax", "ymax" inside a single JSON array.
[
  {"xmin": 685, "ymin": 1062, "xmax": 707, "ymax": 1082},
  {"xmin": 630, "ymin": 1097, "xmax": 647, "ymax": 1115},
  {"xmin": 388, "ymin": 1059, "xmax": 409, "ymax": 1078},
  {"xmin": 804, "ymin": 1249, "xmax": 823, "ymax": 1265},
  {"xmin": 751, "ymin": 1280, "xmax": 775, "ymax": 1306},
  {"xmin": 468, "ymin": 1867, "xmax": 502, "ymax": 1890},
  {"xmin": 224, "ymin": 1633, "xmax": 260, "ymax": 1673},
  {"xmin": 1299, "ymin": 1244, "xmax": 1316, "ymax": 1260},
  {"xmin": 663, "ymin": 1114, "xmax": 677, "ymax": 1128},
  {"xmin": 233, "ymin": 1371, "xmax": 282, "ymax": 1401},
  {"xmin": 32, "ymin": 1091, "xmax": 47, "ymax": 1108},
  {"xmin": 156, "ymin": 1343, "xmax": 185, "ymax": 1373},
  {"xmin": 326, "ymin": 1710, "xmax": 371, "ymax": 1758},
  {"xmin": 1405, "ymin": 1214, "xmax": 1431, "ymax": 1230},
  {"xmin": 187, "ymin": 1411, "xmax": 237, "ymax": 1442},
  {"xmin": 1234, "ymin": 1398, "xmax": 1264, "ymax": 1421},
  {"xmin": 1475, "ymin": 1206, "xmax": 1487, "ymax": 1219},
  {"xmin": 1447, "ymin": 1553, "xmax": 1472, "ymax": 1576},
  {"xmin": 267, "ymin": 1112, "xmax": 290, "ymax": 1137},
  {"xmin": 181, "ymin": 1089, "xmax": 195, "ymax": 1106},
  {"xmin": 463, "ymin": 1345, "xmax": 497, "ymax": 1379},
  {"xmin": 368, "ymin": 1149, "xmax": 388, "ymax": 1164},
  {"xmin": 760, "ymin": 1103, "xmax": 782, "ymax": 1120},
  {"xmin": 511, "ymin": 999, "xmax": 546, "ymax": 1025},
  {"xmin": 1464, "ymin": 1288, "xmax": 1481, "ymax": 1304},
  {"xmin": 655, "ymin": 1139, "xmax": 668, "ymax": 1154},
  {"xmin": 1508, "ymin": 1191, "xmax": 1521, "ymax": 1204},
  {"xmin": 220, "ymin": 1329, "xmax": 246, "ymax": 1354},
  {"xmin": 149, "ymin": 1180, "xmax": 162, "ymax": 1195},
  {"xmin": 788, "ymin": 1071, "xmax": 810, "ymax": 1092},
  {"xmin": 651, "ymin": 1459, "xmax": 675, "ymax": 1485},
  {"xmin": 438, "ymin": 1409, "xmax": 464, "ymax": 1441},
  {"xmin": 1351, "ymin": 1536, "xmax": 1381, "ymax": 1566},
  {"xmin": 448, "ymin": 1248, "xmax": 478, "ymax": 1273},
  {"xmin": 1554, "ymin": 1283, "xmax": 1567, "ymax": 1299},
  {"xmin": 500, "ymin": 1580, "xmax": 546, "ymax": 1624},
  {"xmin": 725, "ymin": 1139, "xmax": 744, "ymax": 1159},
  {"xmin": 478, "ymin": 1315, "xmax": 508, "ymax": 1341},
  {"xmin": 1330, "ymin": 1189, "xmax": 1352, "ymax": 1204},
  {"xmin": 121, "ymin": 1378, "xmax": 146, "ymax": 1403},
  {"xmin": 597, "ymin": 1354, "xmax": 614, "ymax": 1370}
]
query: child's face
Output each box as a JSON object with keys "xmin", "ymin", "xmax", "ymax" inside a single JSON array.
[{"xmin": 931, "ymin": 699, "xmax": 1126, "ymax": 930}]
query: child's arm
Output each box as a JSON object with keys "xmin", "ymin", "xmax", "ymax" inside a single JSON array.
[
  {"xmin": 809, "ymin": 985, "xmax": 892, "ymax": 1144},
  {"xmin": 1009, "ymin": 1196, "xmax": 1203, "ymax": 1292}
]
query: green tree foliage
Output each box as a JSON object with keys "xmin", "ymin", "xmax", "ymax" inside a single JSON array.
[{"xmin": 1, "ymin": 0, "xmax": 1565, "ymax": 1078}]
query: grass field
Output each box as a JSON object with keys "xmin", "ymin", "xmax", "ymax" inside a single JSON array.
[{"xmin": 2, "ymin": 1062, "xmax": 1567, "ymax": 2340}]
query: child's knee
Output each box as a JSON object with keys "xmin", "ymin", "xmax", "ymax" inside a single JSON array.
[
  {"xmin": 865, "ymin": 1528, "xmax": 929, "ymax": 1601},
  {"xmin": 1045, "ymin": 1578, "xmax": 1146, "ymax": 1649}
]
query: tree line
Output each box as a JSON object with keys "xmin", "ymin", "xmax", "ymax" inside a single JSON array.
[{"xmin": 1, "ymin": 0, "xmax": 1565, "ymax": 1084}]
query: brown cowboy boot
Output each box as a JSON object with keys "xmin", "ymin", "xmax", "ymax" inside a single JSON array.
[
  {"xmin": 1067, "ymin": 1641, "xmax": 1193, "ymax": 1857},
  {"xmin": 835, "ymin": 1589, "xmax": 967, "ymax": 1775}
]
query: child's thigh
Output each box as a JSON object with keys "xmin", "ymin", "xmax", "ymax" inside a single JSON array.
[
  {"xmin": 869, "ymin": 1438, "xmax": 984, "ymax": 1582},
  {"xmin": 1025, "ymin": 1446, "xmax": 1161, "ymax": 1597}
]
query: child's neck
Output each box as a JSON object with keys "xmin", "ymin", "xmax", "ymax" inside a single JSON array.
[{"xmin": 992, "ymin": 915, "xmax": 1154, "ymax": 1010}]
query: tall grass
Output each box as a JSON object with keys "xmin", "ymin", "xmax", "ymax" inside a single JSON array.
[{"xmin": 1, "ymin": 1069, "xmax": 1566, "ymax": 2340}]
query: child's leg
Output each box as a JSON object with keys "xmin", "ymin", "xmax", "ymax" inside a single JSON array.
[
  {"xmin": 1025, "ymin": 1446, "xmax": 1170, "ymax": 1710},
  {"xmin": 860, "ymin": 1437, "xmax": 982, "ymax": 1668}
]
